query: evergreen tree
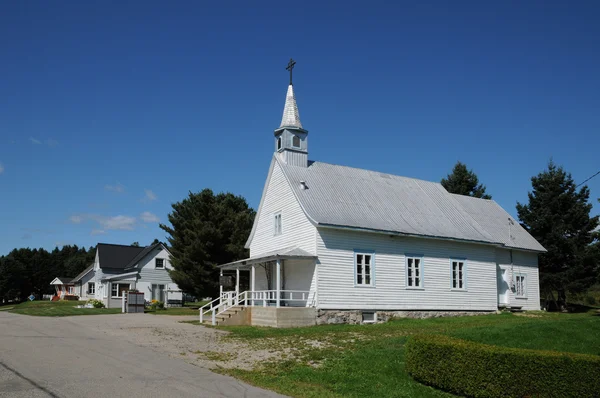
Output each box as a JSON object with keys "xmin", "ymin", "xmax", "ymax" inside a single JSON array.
[
  {"xmin": 441, "ymin": 161, "xmax": 491, "ymax": 199},
  {"xmin": 159, "ymin": 189, "xmax": 255, "ymax": 298},
  {"xmin": 516, "ymin": 161, "xmax": 599, "ymax": 309}
]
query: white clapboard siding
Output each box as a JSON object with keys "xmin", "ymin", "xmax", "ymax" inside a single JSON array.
[
  {"xmin": 249, "ymin": 159, "xmax": 316, "ymax": 257},
  {"xmin": 496, "ymin": 248, "xmax": 540, "ymax": 310},
  {"xmin": 136, "ymin": 247, "xmax": 181, "ymax": 301},
  {"xmin": 316, "ymin": 228, "xmax": 500, "ymax": 311}
]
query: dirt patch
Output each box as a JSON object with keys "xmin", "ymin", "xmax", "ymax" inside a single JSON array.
[{"xmin": 89, "ymin": 315, "xmax": 282, "ymax": 370}]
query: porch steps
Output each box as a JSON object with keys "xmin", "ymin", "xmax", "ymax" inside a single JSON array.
[{"xmin": 202, "ymin": 306, "xmax": 247, "ymax": 326}]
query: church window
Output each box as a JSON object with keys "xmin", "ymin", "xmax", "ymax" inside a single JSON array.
[
  {"xmin": 292, "ymin": 135, "xmax": 301, "ymax": 148},
  {"xmin": 274, "ymin": 212, "xmax": 282, "ymax": 236},
  {"xmin": 277, "ymin": 137, "xmax": 282, "ymax": 150}
]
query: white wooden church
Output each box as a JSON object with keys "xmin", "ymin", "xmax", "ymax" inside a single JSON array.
[{"xmin": 201, "ymin": 62, "xmax": 545, "ymax": 327}]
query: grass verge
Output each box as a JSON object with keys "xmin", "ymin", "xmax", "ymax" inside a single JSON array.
[
  {"xmin": 7, "ymin": 300, "xmax": 121, "ymax": 316},
  {"xmin": 206, "ymin": 311, "xmax": 600, "ymax": 398}
]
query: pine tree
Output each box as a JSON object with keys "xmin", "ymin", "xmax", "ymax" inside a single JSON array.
[
  {"xmin": 516, "ymin": 161, "xmax": 599, "ymax": 309},
  {"xmin": 159, "ymin": 189, "xmax": 255, "ymax": 298},
  {"xmin": 441, "ymin": 161, "xmax": 491, "ymax": 199}
]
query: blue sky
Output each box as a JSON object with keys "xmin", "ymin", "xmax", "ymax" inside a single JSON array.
[{"xmin": 1, "ymin": 1, "xmax": 599, "ymax": 255}]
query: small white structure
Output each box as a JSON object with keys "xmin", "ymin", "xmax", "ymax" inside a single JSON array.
[
  {"xmin": 52, "ymin": 242, "xmax": 182, "ymax": 308},
  {"xmin": 205, "ymin": 70, "xmax": 546, "ymax": 327}
]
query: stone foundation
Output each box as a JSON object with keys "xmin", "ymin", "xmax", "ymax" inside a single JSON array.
[{"xmin": 316, "ymin": 309, "xmax": 495, "ymax": 325}]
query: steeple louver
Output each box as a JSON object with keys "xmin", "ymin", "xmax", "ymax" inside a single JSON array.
[{"xmin": 279, "ymin": 85, "xmax": 303, "ymax": 129}]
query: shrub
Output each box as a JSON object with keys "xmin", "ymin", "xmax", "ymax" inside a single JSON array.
[
  {"xmin": 86, "ymin": 299, "xmax": 105, "ymax": 308},
  {"xmin": 149, "ymin": 300, "xmax": 165, "ymax": 310},
  {"xmin": 405, "ymin": 334, "xmax": 600, "ymax": 398}
]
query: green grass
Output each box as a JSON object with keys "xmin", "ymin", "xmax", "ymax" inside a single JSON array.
[
  {"xmin": 207, "ymin": 311, "xmax": 600, "ymax": 398},
  {"xmin": 7, "ymin": 300, "xmax": 122, "ymax": 317},
  {"xmin": 146, "ymin": 307, "xmax": 200, "ymax": 316}
]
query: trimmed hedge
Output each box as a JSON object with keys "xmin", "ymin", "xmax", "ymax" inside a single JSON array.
[{"xmin": 405, "ymin": 334, "xmax": 600, "ymax": 398}]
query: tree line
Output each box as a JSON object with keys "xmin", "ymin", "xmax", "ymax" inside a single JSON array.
[{"xmin": 0, "ymin": 245, "xmax": 95, "ymax": 302}]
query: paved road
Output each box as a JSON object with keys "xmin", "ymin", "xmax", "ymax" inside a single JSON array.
[{"xmin": 0, "ymin": 311, "xmax": 284, "ymax": 398}]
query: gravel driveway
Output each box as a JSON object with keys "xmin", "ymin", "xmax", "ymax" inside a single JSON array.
[{"xmin": 0, "ymin": 311, "xmax": 285, "ymax": 398}]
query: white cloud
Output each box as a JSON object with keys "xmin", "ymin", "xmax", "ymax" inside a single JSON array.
[
  {"xmin": 91, "ymin": 215, "xmax": 136, "ymax": 231},
  {"xmin": 144, "ymin": 189, "xmax": 157, "ymax": 202},
  {"xmin": 69, "ymin": 215, "xmax": 83, "ymax": 224},
  {"xmin": 29, "ymin": 137, "xmax": 42, "ymax": 145},
  {"xmin": 0, "ymin": 163, "xmax": 4, "ymax": 174},
  {"xmin": 105, "ymin": 183, "xmax": 125, "ymax": 193},
  {"xmin": 140, "ymin": 211, "xmax": 159, "ymax": 223}
]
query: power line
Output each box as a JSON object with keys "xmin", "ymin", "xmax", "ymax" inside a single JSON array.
[{"xmin": 577, "ymin": 170, "xmax": 600, "ymax": 188}]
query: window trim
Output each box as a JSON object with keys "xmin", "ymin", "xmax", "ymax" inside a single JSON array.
[
  {"xmin": 354, "ymin": 250, "xmax": 375, "ymax": 288},
  {"xmin": 450, "ymin": 258, "xmax": 468, "ymax": 291},
  {"xmin": 515, "ymin": 274, "xmax": 527, "ymax": 298},
  {"xmin": 88, "ymin": 282, "xmax": 95, "ymax": 295},
  {"xmin": 291, "ymin": 135, "xmax": 301, "ymax": 148},
  {"xmin": 110, "ymin": 283, "xmax": 131, "ymax": 298},
  {"xmin": 405, "ymin": 254, "xmax": 424, "ymax": 290},
  {"xmin": 273, "ymin": 212, "xmax": 282, "ymax": 236},
  {"xmin": 276, "ymin": 136, "xmax": 282, "ymax": 151},
  {"xmin": 155, "ymin": 258, "xmax": 165, "ymax": 269}
]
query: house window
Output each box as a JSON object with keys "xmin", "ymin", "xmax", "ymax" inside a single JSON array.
[
  {"xmin": 355, "ymin": 252, "xmax": 373, "ymax": 286},
  {"xmin": 406, "ymin": 256, "xmax": 423, "ymax": 288},
  {"xmin": 515, "ymin": 275, "xmax": 526, "ymax": 297},
  {"xmin": 451, "ymin": 260, "xmax": 466, "ymax": 290},
  {"xmin": 155, "ymin": 258, "xmax": 165, "ymax": 269},
  {"xmin": 292, "ymin": 135, "xmax": 301, "ymax": 148},
  {"xmin": 88, "ymin": 282, "xmax": 95, "ymax": 295},
  {"xmin": 274, "ymin": 213, "xmax": 282, "ymax": 236},
  {"xmin": 277, "ymin": 137, "xmax": 282, "ymax": 150},
  {"xmin": 67, "ymin": 286, "xmax": 74, "ymax": 295},
  {"xmin": 152, "ymin": 284, "xmax": 165, "ymax": 302},
  {"xmin": 111, "ymin": 283, "xmax": 130, "ymax": 298}
]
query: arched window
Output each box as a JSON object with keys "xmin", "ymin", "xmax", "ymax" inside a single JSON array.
[
  {"xmin": 277, "ymin": 137, "xmax": 282, "ymax": 150},
  {"xmin": 292, "ymin": 135, "xmax": 301, "ymax": 148}
]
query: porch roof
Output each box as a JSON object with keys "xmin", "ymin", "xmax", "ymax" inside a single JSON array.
[
  {"xmin": 100, "ymin": 271, "xmax": 139, "ymax": 281},
  {"xmin": 218, "ymin": 247, "xmax": 316, "ymax": 270}
]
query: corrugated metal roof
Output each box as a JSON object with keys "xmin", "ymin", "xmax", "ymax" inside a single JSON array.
[
  {"xmin": 450, "ymin": 194, "xmax": 546, "ymax": 252},
  {"xmin": 219, "ymin": 246, "xmax": 316, "ymax": 269},
  {"xmin": 279, "ymin": 159, "xmax": 545, "ymax": 252}
]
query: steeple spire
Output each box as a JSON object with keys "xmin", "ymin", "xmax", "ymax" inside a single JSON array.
[{"xmin": 279, "ymin": 84, "xmax": 303, "ymax": 129}]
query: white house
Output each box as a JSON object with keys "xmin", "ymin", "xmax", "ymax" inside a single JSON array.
[
  {"xmin": 53, "ymin": 242, "xmax": 182, "ymax": 308},
  {"xmin": 204, "ymin": 71, "xmax": 545, "ymax": 327}
]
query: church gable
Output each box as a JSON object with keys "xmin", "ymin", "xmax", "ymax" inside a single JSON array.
[{"xmin": 246, "ymin": 157, "xmax": 316, "ymax": 257}]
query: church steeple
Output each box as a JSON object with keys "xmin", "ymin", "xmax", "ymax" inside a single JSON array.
[{"xmin": 274, "ymin": 58, "xmax": 308, "ymax": 167}]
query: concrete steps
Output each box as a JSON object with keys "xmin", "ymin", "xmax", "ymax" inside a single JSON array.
[{"xmin": 202, "ymin": 306, "xmax": 247, "ymax": 326}]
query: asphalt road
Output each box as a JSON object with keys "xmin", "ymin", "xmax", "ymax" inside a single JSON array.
[{"xmin": 0, "ymin": 311, "xmax": 285, "ymax": 398}]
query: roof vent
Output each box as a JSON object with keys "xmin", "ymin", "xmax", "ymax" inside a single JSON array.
[{"xmin": 300, "ymin": 181, "xmax": 307, "ymax": 190}]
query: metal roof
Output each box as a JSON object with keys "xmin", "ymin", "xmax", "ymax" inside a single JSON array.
[
  {"xmin": 279, "ymin": 158, "xmax": 545, "ymax": 252},
  {"xmin": 124, "ymin": 242, "xmax": 164, "ymax": 270},
  {"xmin": 279, "ymin": 85, "xmax": 302, "ymax": 129},
  {"xmin": 219, "ymin": 247, "xmax": 317, "ymax": 269}
]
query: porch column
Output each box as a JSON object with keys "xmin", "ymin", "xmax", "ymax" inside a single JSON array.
[
  {"xmin": 251, "ymin": 265, "xmax": 255, "ymax": 307},
  {"xmin": 219, "ymin": 269, "xmax": 223, "ymax": 303},
  {"xmin": 276, "ymin": 258, "xmax": 281, "ymax": 308},
  {"xmin": 236, "ymin": 267, "xmax": 240, "ymax": 295}
]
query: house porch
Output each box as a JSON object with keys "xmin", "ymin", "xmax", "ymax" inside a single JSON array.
[{"xmin": 203, "ymin": 248, "xmax": 318, "ymax": 327}]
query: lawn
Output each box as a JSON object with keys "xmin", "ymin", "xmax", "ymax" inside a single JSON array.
[
  {"xmin": 203, "ymin": 311, "xmax": 600, "ymax": 398},
  {"xmin": 5, "ymin": 300, "xmax": 122, "ymax": 317},
  {"xmin": 146, "ymin": 307, "xmax": 200, "ymax": 316}
]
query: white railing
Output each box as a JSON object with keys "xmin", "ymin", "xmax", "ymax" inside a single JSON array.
[{"xmin": 199, "ymin": 290, "xmax": 312, "ymax": 325}]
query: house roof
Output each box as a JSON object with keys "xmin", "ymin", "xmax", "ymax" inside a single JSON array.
[
  {"xmin": 124, "ymin": 242, "xmax": 166, "ymax": 270},
  {"xmin": 97, "ymin": 243, "xmax": 145, "ymax": 269},
  {"xmin": 71, "ymin": 264, "xmax": 94, "ymax": 283},
  {"xmin": 50, "ymin": 277, "xmax": 73, "ymax": 285},
  {"xmin": 277, "ymin": 158, "xmax": 545, "ymax": 252},
  {"xmin": 219, "ymin": 247, "xmax": 317, "ymax": 269}
]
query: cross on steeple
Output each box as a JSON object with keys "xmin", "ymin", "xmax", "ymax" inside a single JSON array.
[{"xmin": 286, "ymin": 58, "xmax": 296, "ymax": 85}]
